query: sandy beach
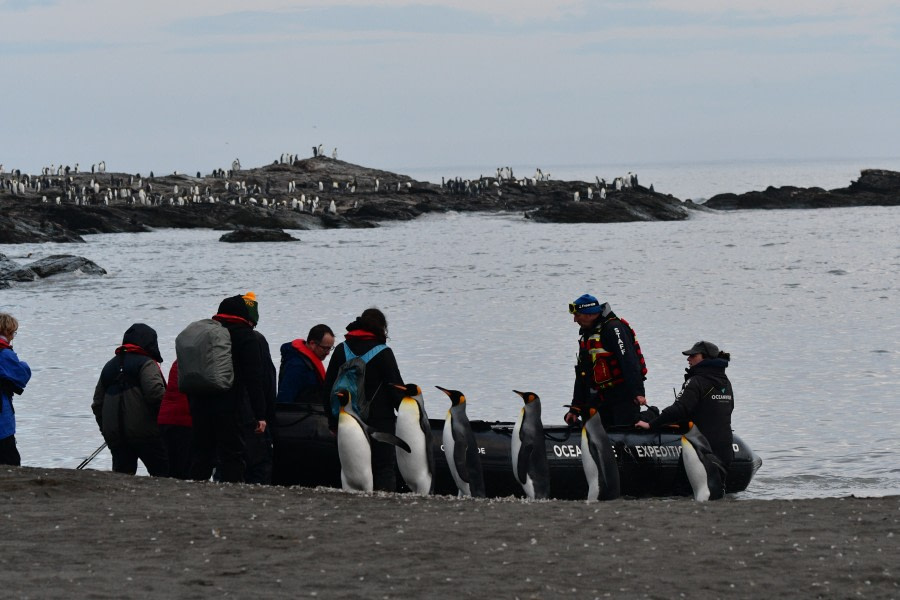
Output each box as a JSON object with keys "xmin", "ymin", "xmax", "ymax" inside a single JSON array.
[{"xmin": 1, "ymin": 466, "xmax": 896, "ymax": 599}]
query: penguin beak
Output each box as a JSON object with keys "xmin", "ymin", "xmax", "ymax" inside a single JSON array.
[
  {"xmin": 435, "ymin": 385, "xmax": 450, "ymax": 396},
  {"xmin": 391, "ymin": 383, "xmax": 406, "ymax": 392}
]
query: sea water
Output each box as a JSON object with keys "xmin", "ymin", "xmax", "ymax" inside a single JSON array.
[{"xmin": 2, "ymin": 176, "xmax": 899, "ymax": 500}]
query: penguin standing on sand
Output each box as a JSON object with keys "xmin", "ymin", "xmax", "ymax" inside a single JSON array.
[
  {"xmin": 511, "ymin": 390, "xmax": 550, "ymax": 500},
  {"xmin": 336, "ymin": 390, "xmax": 410, "ymax": 493},
  {"xmin": 580, "ymin": 407, "xmax": 621, "ymax": 501},
  {"xmin": 436, "ymin": 386, "xmax": 485, "ymax": 497},
  {"xmin": 392, "ymin": 383, "xmax": 434, "ymax": 495},
  {"xmin": 681, "ymin": 423, "xmax": 727, "ymax": 502}
]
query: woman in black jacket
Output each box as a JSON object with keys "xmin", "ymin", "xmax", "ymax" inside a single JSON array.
[
  {"xmin": 323, "ymin": 308, "xmax": 404, "ymax": 492},
  {"xmin": 637, "ymin": 340, "xmax": 735, "ymax": 466}
]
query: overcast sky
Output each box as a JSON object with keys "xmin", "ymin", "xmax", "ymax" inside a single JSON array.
[{"xmin": 2, "ymin": 0, "xmax": 899, "ymax": 177}]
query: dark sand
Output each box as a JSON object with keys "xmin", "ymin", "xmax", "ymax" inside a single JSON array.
[{"xmin": 1, "ymin": 467, "xmax": 897, "ymax": 599}]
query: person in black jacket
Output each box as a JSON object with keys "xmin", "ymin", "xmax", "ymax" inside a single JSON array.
[
  {"xmin": 188, "ymin": 294, "xmax": 267, "ymax": 483},
  {"xmin": 92, "ymin": 323, "xmax": 168, "ymax": 476},
  {"xmin": 322, "ymin": 308, "xmax": 404, "ymax": 492},
  {"xmin": 565, "ymin": 294, "xmax": 648, "ymax": 429},
  {"xmin": 636, "ymin": 340, "xmax": 735, "ymax": 467},
  {"xmin": 242, "ymin": 329, "xmax": 277, "ymax": 485}
]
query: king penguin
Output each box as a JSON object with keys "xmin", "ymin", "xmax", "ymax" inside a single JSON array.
[
  {"xmin": 581, "ymin": 408, "xmax": 621, "ymax": 502},
  {"xmin": 436, "ymin": 385, "xmax": 485, "ymax": 497},
  {"xmin": 681, "ymin": 423, "xmax": 727, "ymax": 502},
  {"xmin": 336, "ymin": 390, "xmax": 410, "ymax": 493},
  {"xmin": 511, "ymin": 390, "xmax": 550, "ymax": 499},
  {"xmin": 392, "ymin": 382, "xmax": 434, "ymax": 495}
]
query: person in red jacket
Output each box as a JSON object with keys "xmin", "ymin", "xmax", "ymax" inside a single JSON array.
[{"xmin": 158, "ymin": 361, "xmax": 192, "ymax": 479}]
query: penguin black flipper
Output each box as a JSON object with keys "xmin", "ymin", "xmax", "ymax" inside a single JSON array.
[
  {"xmin": 369, "ymin": 431, "xmax": 412, "ymax": 454},
  {"xmin": 516, "ymin": 441, "xmax": 534, "ymax": 486},
  {"xmin": 453, "ymin": 435, "xmax": 471, "ymax": 483},
  {"xmin": 465, "ymin": 429, "xmax": 486, "ymax": 497}
]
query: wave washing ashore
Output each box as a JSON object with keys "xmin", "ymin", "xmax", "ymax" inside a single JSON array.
[{"xmin": 1, "ymin": 466, "xmax": 897, "ymax": 598}]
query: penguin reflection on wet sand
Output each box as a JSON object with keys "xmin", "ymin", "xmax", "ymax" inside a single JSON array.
[
  {"xmin": 436, "ymin": 386, "xmax": 485, "ymax": 497},
  {"xmin": 392, "ymin": 383, "xmax": 434, "ymax": 495},
  {"xmin": 511, "ymin": 390, "xmax": 550, "ymax": 499},
  {"xmin": 581, "ymin": 407, "xmax": 621, "ymax": 501},
  {"xmin": 335, "ymin": 390, "xmax": 410, "ymax": 493}
]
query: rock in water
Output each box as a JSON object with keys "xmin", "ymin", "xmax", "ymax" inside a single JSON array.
[
  {"xmin": 0, "ymin": 254, "xmax": 38, "ymax": 283},
  {"xmin": 25, "ymin": 255, "xmax": 107, "ymax": 278},
  {"xmin": 219, "ymin": 228, "xmax": 299, "ymax": 243}
]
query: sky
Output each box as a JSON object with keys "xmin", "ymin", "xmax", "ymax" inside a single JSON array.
[{"xmin": 2, "ymin": 0, "xmax": 899, "ymax": 177}]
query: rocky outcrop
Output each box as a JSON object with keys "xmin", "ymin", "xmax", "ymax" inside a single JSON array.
[
  {"xmin": 0, "ymin": 254, "xmax": 106, "ymax": 287},
  {"xmin": 0, "ymin": 158, "xmax": 698, "ymax": 241},
  {"xmin": 219, "ymin": 228, "xmax": 299, "ymax": 243},
  {"xmin": 704, "ymin": 169, "xmax": 900, "ymax": 210},
  {"xmin": 524, "ymin": 188, "xmax": 688, "ymax": 223},
  {"xmin": 0, "ymin": 254, "xmax": 38, "ymax": 283}
]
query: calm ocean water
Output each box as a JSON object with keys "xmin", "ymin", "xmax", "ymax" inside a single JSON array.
[{"xmin": 2, "ymin": 160, "xmax": 898, "ymax": 499}]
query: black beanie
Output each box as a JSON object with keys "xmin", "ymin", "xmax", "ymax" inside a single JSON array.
[{"xmin": 217, "ymin": 295, "xmax": 251, "ymax": 321}]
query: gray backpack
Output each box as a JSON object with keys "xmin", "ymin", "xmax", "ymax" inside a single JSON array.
[{"xmin": 175, "ymin": 319, "xmax": 234, "ymax": 394}]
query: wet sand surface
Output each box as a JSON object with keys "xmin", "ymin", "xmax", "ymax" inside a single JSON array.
[{"xmin": 1, "ymin": 467, "xmax": 897, "ymax": 599}]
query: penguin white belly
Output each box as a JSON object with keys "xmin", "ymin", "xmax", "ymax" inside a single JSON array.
[
  {"xmin": 337, "ymin": 413, "xmax": 373, "ymax": 492},
  {"xmin": 681, "ymin": 435, "xmax": 711, "ymax": 502},
  {"xmin": 581, "ymin": 428, "xmax": 600, "ymax": 502},
  {"xmin": 443, "ymin": 412, "xmax": 470, "ymax": 497},
  {"xmin": 511, "ymin": 411, "xmax": 523, "ymax": 485},
  {"xmin": 396, "ymin": 402, "xmax": 430, "ymax": 494}
]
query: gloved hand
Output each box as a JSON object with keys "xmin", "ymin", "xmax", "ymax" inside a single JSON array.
[{"xmin": 564, "ymin": 410, "xmax": 580, "ymax": 427}]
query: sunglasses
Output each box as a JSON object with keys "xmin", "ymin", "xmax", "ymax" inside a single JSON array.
[{"xmin": 568, "ymin": 301, "xmax": 599, "ymax": 314}]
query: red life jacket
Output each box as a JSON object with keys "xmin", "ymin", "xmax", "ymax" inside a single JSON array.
[
  {"xmin": 290, "ymin": 339, "xmax": 326, "ymax": 382},
  {"xmin": 579, "ymin": 317, "xmax": 648, "ymax": 389}
]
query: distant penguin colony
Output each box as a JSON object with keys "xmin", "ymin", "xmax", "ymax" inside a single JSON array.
[{"xmin": 436, "ymin": 385, "xmax": 485, "ymax": 498}]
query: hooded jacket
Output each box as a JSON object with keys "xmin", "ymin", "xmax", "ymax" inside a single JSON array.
[
  {"xmin": 92, "ymin": 323, "xmax": 165, "ymax": 446},
  {"xmin": 649, "ymin": 358, "xmax": 735, "ymax": 465}
]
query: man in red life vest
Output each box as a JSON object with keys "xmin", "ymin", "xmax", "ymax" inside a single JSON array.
[
  {"xmin": 564, "ymin": 294, "xmax": 648, "ymax": 429},
  {"xmin": 276, "ymin": 324, "xmax": 335, "ymax": 405}
]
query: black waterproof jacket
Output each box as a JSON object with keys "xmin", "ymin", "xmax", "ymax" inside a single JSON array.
[
  {"xmin": 649, "ymin": 358, "xmax": 735, "ymax": 465},
  {"xmin": 322, "ymin": 331, "xmax": 403, "ymax": 429},
  {"xmin": 92, "ymin": 323, "xmax": 165, "ymax": 446}
]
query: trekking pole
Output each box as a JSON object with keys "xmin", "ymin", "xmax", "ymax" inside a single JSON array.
[{"xmin": 76, "ymin": 442, "xmax": 107, "ymax": 470}]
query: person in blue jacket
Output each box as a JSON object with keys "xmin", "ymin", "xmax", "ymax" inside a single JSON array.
[
  {"xmin": 276, "ymin": 324, "xmax": 335, "ymax": 405},
  {"xmin": 0, "ymin": 313, "xmax": 33, "ymax": 466}
]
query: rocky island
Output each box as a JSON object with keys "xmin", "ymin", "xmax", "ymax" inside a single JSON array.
[
  {"xmin": 2, "ymin": 158, "xmax": 899, "ymax": 244},
  {"xmin": 704, "ymin": 168, "xmax": 900, "ymax": 210},
  {"xmin": 0, "ymin": 156, "xmax": 688, "ymax": 244}
]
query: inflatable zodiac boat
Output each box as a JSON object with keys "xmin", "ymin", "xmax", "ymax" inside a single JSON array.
[{"xmin": 271, "ymin": 404, "xmax": 762, "ymax": 499}]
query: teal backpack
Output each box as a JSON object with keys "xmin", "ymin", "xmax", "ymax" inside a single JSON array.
[{"xmin": 329, "ymin": 344, "xmax": 387, "ymax": 421}]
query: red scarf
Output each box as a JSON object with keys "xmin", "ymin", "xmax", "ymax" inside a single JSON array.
[
  {"xmin": 213, "ymin": 313, "xmax": 255, "ymax": 328},
  {"xmin": 0, "ymin": 338, "xmax": 10, "ymax": 351},
  {"xmin": 115, "ymin": 343, "xmax": 153, "ymax": 358},
  {"xmin": 345, "ymin": 329, "xmax": 379, "ymax": 341},
  {"xmin": 291, "ymin": 339, "xmax": 326, "ymax": 382}
]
